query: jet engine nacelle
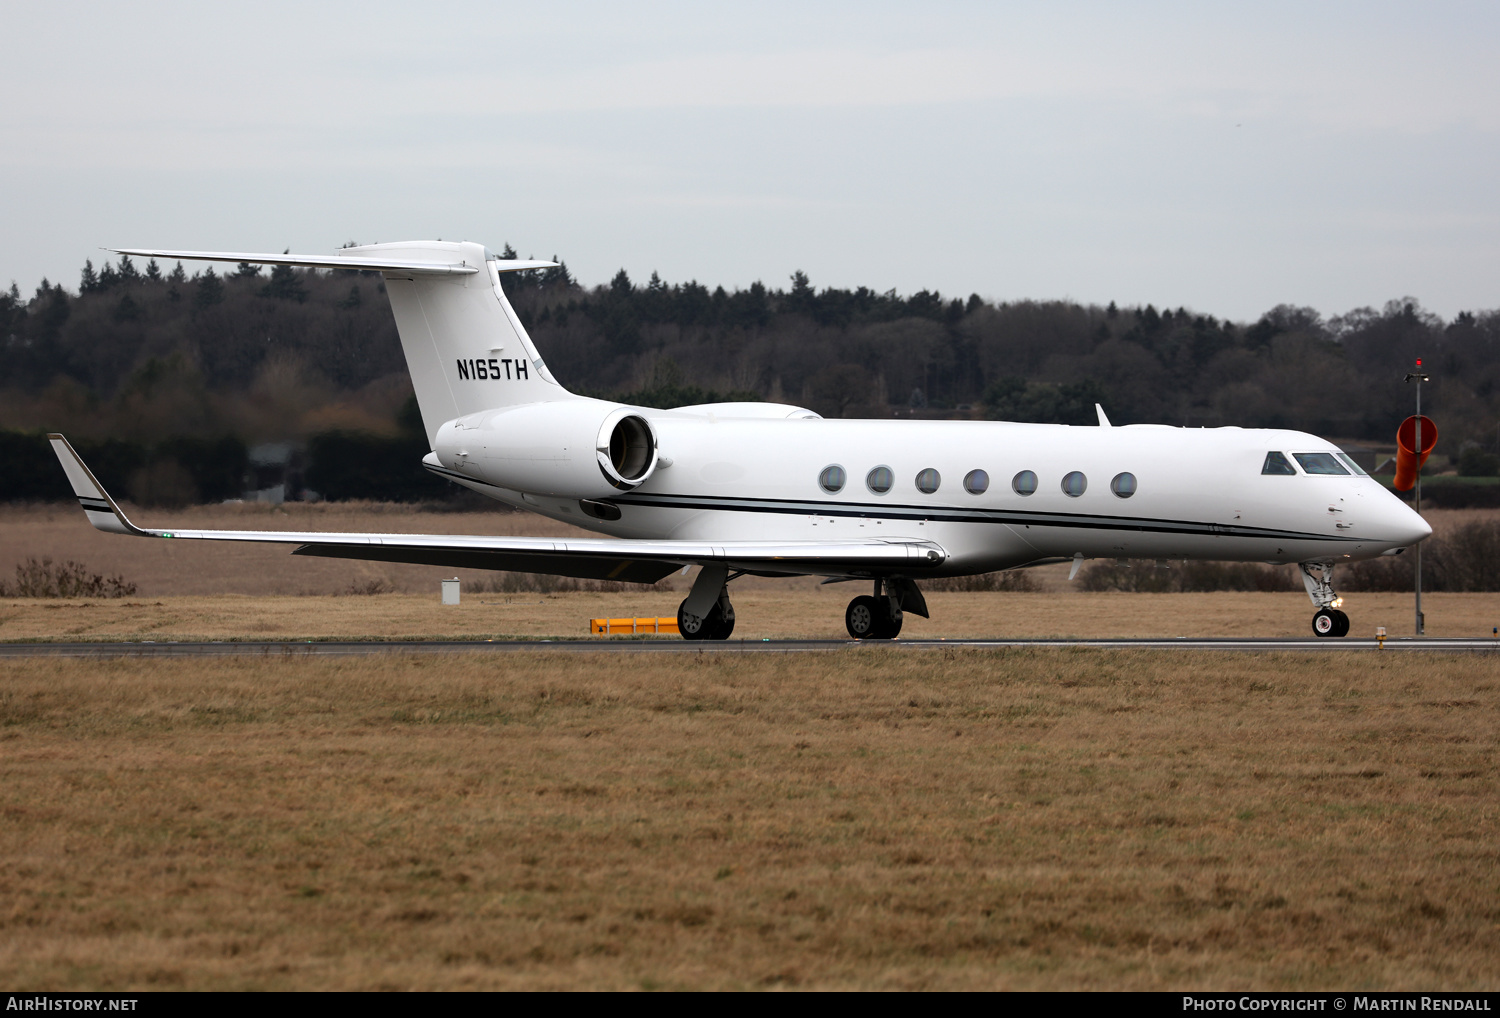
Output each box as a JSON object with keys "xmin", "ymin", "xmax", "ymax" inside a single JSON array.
[{"xmin": 433, "ymin": 399, "xmax": 659, "ymax": 498}]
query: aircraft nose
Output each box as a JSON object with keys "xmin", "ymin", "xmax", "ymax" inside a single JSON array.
[{"xmin": 1385, "ymin": 498, "xmax": 1432, "ymax": 547}]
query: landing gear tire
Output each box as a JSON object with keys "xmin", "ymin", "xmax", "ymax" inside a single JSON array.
[
  {"xmin": 1312, "ymin": 608, "xmax": 1349, "ymax": 638},
  {"xmin": 846, "ymin": 595, "xmax": 902, "ymax": 640},
  {"xmin": 845, "ymin": 596, "xmax": 878, "ymax": 639},
  {"xmin": 679, "ymin": 598, "xmax": 735, "ymax": 641}
]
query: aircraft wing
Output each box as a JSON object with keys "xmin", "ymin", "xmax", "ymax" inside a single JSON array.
[{"xmin": 49, "ymin": 435, "xmax": 945, "ymax": 583}]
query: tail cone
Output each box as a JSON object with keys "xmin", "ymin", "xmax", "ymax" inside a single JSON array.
[{"xmin": 1394, "ymin": 415, "xmax": 1437, "ymax": 491}]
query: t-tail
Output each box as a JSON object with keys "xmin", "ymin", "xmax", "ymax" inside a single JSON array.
[{"xmin": 113, "ymin": 241, "xmax": 571, "ymax": 444}]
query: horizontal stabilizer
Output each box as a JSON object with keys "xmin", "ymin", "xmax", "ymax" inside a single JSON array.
[{"xmin": 111, "ymin": 248, "xmax": 557, "ymax": 277}]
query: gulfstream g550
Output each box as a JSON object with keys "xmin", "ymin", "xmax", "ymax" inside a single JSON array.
[{"xmin": 49, "ymin": 240, "xmax": 1431, "ymax": 639}]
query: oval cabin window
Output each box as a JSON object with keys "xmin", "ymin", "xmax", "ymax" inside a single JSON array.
[
  {"xmin": 866, "ymin": 466, "xmax": 894, "ymax": 494},
  {"xmin": 1110, "ymin": 472, "xmax": 1137, "ymax": 498},
  {"xmin": 819, "ymin": 464, "xmax": 846, "ymax": 493},
  {"xmin": 1061, "ymin": 471, "xmax": 1087, "ymax": 497},
  {"xmin": 1012, "ymin": 470, "xmax": 1038, "ymax": 496},
  {"xmin": 915, "ymin": 468, "xmax": 940, "ymax": 494},
  {"xmin": 964, "ymin": 469, "xmax": 989, "ymax": 495}
]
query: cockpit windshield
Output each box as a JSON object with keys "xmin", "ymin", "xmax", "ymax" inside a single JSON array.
[
  {"xmin": 1261, "ymin": 451, "xmax": 1297, "ymax": 475},
  {"xmin": 1335, "ymin": 452, "xmax": 1369, "ymax": 476},
  {"xmin": 1293, "ymin": 452, "xmax": 1350, "ymax": 475}
]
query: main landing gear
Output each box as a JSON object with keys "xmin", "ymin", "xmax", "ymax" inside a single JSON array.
[
  {"xmin": 846, "ymin": 593, "xmax": 902, "ymax": 640},
  {"xmin": 1300, "ymin": 561, "xmax": 1349, "ymax": 638},
  {"xmin": 677, "ymin": 569, "xmax": 932, "ymax": 642},
  {"xmin": 844, "ymin": 577, "xmax": 928, "ymax": 640},
  {"xmin": 678, "ymin": 564, "xmax": 736, "ymax": 641},
  {"xmin": 678, "ymin": 591, "xmax": 735, "ymax": 640}
]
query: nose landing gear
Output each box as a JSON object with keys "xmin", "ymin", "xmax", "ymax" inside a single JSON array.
[
  {"xmin": 1301, "ymin": 562, "xmax": 1349, "ymax": 638},
  {"xmin": 1312, "ymin": 607, "xmax": 1349, "ymax": 638}
]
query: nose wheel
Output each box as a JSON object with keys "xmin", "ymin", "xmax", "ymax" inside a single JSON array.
[
  {"xmin": 1312, "ymin": 608, "xmax": 1349, "ymax": 638},
  {"xmin": 1301, "ymin": 562, "xmax": 1349, "ymax": 639}
]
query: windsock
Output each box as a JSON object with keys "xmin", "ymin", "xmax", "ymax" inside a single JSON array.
[{"xmin": 1393, "ymin": 415, "xmax": 1437, "ymax": 491}]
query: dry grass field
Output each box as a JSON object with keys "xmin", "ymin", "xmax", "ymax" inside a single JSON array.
[
  {"xmin": 0, "ymin": 500, "xmax": 624, "ymax": 599},
  {"xmin": 4, "ymin": 502, "xmax": 1498, "ymax": 990},
  {"xmin": 1, "ymin": 649, "xmax": 1496, "ymax": 990},
  {"xmin": 2, "ymin": 589, "xmax": 1500, "ymax": 643}
]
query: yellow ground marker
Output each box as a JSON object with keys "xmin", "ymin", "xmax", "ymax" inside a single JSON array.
[{"xmin": 590, "ymin": 617, "xmax": 680, "ymax": 635}]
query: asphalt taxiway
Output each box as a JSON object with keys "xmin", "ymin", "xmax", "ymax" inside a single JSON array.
[{"xmin": 2, "ymin": 637, "xmax": 1498, "ymax": 657}]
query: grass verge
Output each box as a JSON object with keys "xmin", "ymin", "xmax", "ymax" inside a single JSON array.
[{"xmin": 1, "ymin": 649, "xmax": 1495, "ymax": 990}]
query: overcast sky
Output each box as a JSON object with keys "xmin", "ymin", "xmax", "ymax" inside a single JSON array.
[{"xmin": 2, "ymin": 1, "xmax": 1496, "ymax": 321}]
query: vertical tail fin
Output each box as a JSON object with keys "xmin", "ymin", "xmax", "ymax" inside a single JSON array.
[
  {"xmin": 110, "ymin": 241, "xmax": 570, "ymax": 446},
  {"xmin": 350, "ymin": 241, "xmax": 574, "ymax": 444}
]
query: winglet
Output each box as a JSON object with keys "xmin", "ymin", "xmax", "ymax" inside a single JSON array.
[
  {"xmin": 46, "ymin": 434, "xmax": 147, "ymax": 536},
  {"xmin": 1096, "ymin": 403, "xmax": 1112, "ymax": 427}
]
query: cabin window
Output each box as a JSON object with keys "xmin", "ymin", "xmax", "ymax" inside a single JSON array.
[
  {"xmin": 1293, "ymin": 453, "xmax": 1350, "ymax": 475},
  {"xmin": 1061, "ymin": 471, "xmax": 1088, "ymax": 497},
  {"xmin": 1110, "ymin": 472, "xmax": 1137, "ymax": 498},
  {"xmin": 915, "ymin": 468, "xmax": 940, "ymax": 494},
  {"xmin": 1012, "ymin": 470, "xmax": 1038, "ymax": 496},
  {"xmin": 866, "ymin": 465, "xmax": 894, "ymax": 494},
  {"xmin": 1261, "ymin": 452, "xmax": 1297, "ymax": 475},
  {"xmin": 819, "ymin": 464, "xmax": 846, "ymax": 493},
  {"xmin": 964, "ymin": 469, "xmax": 990, "ymax": 495},
  {"xmin": 1335, "ymin": 453, "xmax": 1369, "ymax": 476}
]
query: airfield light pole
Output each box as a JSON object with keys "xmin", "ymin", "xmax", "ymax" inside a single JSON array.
[{"xmin": 1405, "ymin": 359, "xmax": 1429, "ymax": 636}]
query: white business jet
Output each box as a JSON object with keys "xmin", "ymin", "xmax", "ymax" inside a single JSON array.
[{"xmin": 49, "ymin": 241, "xmax": 1431, "ymax": 640}]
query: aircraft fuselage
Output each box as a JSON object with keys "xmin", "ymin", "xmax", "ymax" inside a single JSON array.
[{"xmin": 432, "ymin": 414, "xmax": 1430, "ymax": 577}]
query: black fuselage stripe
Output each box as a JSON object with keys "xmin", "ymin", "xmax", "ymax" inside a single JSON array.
[{"xmin": 613, "ymin": 492, "xmax": 1365, "ymax": 544}]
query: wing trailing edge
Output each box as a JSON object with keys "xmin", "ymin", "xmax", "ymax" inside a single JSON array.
[{"xmin": 46, "ymin": 435, "xmax": 945, "ymax": 583}]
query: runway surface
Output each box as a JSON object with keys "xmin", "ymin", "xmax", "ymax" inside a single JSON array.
[{"xmin": 3, "ymin": 637, "xmax": 1498, "ymax": 656}]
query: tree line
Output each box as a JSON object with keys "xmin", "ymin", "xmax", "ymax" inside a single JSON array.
[{"xmin": 3, "ymin": 247, "xmax": 1498, "ymax": 503}]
